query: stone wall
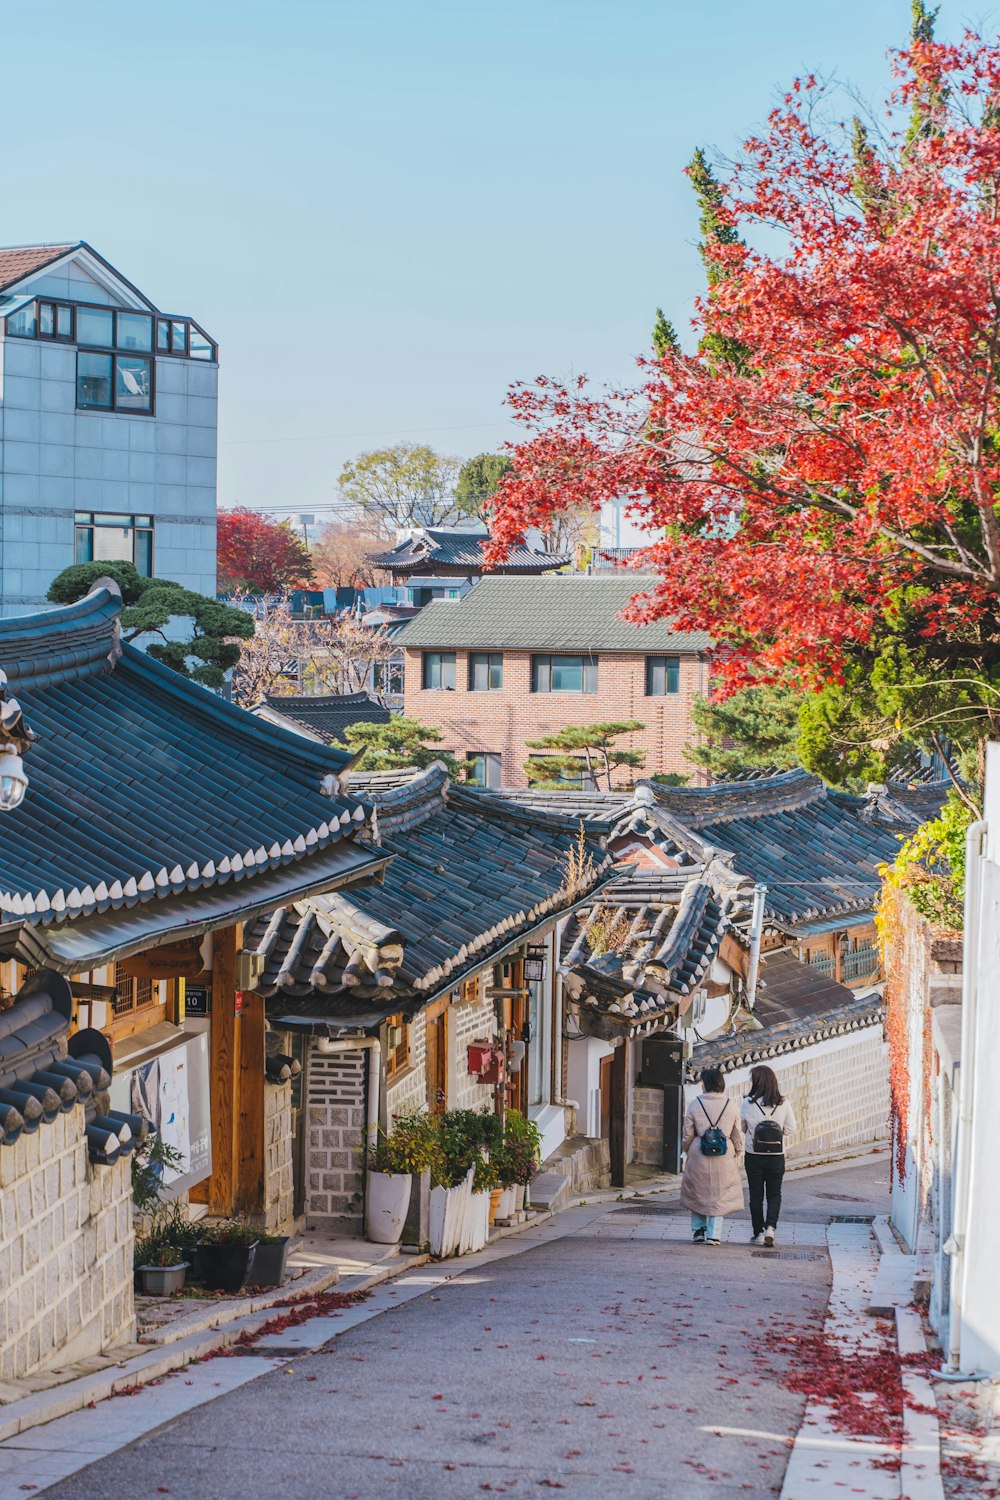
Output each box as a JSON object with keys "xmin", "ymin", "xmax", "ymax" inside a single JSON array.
[
  {"xmin": 263, "ymin": 1080, "xmax": 294, "ymax": 1232},
  {"xmin": 0, "ymin": 1111, "xmax": 134, "ymax": 1382},
  {"xmin": 304, "ymin": 1046, "xmax": 367, "ymax": 1229},
  {"xmin": 450, "ymin": 989, "xmax": 498, "ymax": 1112},
  {"xmin": 632, "ymin": 1024, "xmax": 890, "ymax": 1167},
  {"xmin": 386, "ymin": 1010, "xmax": 427, "ymax": 1120}
]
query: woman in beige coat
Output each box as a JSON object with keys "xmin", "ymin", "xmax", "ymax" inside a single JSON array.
[{"xmin": 679, "ymin": 1066, "xmax": 745, "ymax": 1244}]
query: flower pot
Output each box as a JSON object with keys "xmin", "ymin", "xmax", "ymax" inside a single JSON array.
[
  {"xmin": 430, "ymin": 1168, "xmax": 473, "ymax": 1257},
  {"xmin": 497, "ymin": 1186, "xmax": 515, "ymax": 1220},
  {"xmin": 247, "ymin": 1236, "xmax": 293, "ymax": 1287},
  {"xmin": 488, "ymin": 1188, "xmax": 503, "ymax": 1225},
  {"xmin": 198, "ymin": 1241, "xmax": 258, "ymax": 1293},
  {"xmin": 138, "ymin": 1261, "xmax": 189, "ymax": 1296},
  {"xmin": 514, "ymin": 1185, "xmax": 526, "ymax": 1213},
  {"xmin": 366, "ymin": 1170, "xmax": 413, "ymax": 1245}
]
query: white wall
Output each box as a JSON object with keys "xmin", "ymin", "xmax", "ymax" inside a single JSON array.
[{"xmin": 959, "ymin": 742, "xmax": 1000, "ymax": 1373}]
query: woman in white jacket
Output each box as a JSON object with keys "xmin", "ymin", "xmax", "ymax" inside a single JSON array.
[{"xmin": 741, "ymin": 1065, "xmax": 796, "ymax": 1247}]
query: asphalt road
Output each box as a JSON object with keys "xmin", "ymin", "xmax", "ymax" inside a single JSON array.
[{"xmin": 39, "ymin": 1156, "xmax": 890, "ymax": 1500}]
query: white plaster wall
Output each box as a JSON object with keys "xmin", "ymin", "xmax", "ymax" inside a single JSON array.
[
  {"xmin": 0, "ymin": 259, "xmax": 216, "ymax": 615},
  {"xmin": 960, "ymin": 743, "xmax": 1000, "ymax": 1374},
  {"xmin": 566, "ymin": 1034, "xmax": 613, "ymax": 1139}
]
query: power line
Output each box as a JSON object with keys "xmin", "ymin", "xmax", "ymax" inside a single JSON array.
[{"xmin": 219, "ymin": 420, "xmax": 511, "ymax": 447}]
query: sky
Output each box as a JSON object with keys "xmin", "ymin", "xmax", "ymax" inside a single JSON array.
[{"xmin": 0, "ymin": 0, "xmax": 982, "ymax": 523}]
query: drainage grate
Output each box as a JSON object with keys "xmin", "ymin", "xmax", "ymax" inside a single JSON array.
[
  {"xmin": 751, "ymin": 1249, "xmax": 827, "ymax": 1261},
  {"xmin": 830, "ymin": 1214, "xmax": 876, "ymax": 1224}
]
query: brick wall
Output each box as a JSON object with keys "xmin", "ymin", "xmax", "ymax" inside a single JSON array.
[
  {"xmin": 632, "ymin": 1024, "xmax": 890, "ymax": 1167},
  {"xmin": 263, "ymin": 1081, "xmax": 294, "ymax": 1232},
  {"xmin": 0, "ymin": 1112, "xmax": 134, "ymax": 1381},
  {"xmin": 450, "ymin": 988, "xmax": 498, "ymax": 1111},
  {"xmin": 402, "ymin": 648, "xmax": 705, "ymax": 787},
  {"xmin": 304, "ymin": 1046, "xmax": 367, "ymax": 1229}
]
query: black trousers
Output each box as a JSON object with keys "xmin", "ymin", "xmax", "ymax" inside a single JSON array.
[{"xmin": 745, "ymin": 1153, "xmax": 785, "ymax": 1235}]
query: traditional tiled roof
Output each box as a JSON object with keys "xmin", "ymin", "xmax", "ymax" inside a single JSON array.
[
  {"xmin": 246, "ymin": 764, "xmax": 617, "ymax": 1029},
  {"xmin": 369, "ymin": 527, "xmax": 564, "ymax": 577},
  {"xmin": 495, "ymin": 769, "xmax": 946, "ymax": 934},
  {"xmin": 258, "ymin": 693, "xmax": 391, "ymax": 744},
  {"xmin": 394, "ymin": 575, "xmax": 711, "ymax": 653},
  {"xmin": 0, "ymin": 587, "xmax": 388, "ymax": 971},
  {"xmin": 344, "ymin": 765, "xmax": 426, "ymax": 794},
  {"xmin": 0, "ymin": 243, "xmax": 76, "ymax": 291},
  {"xmin": 560, "ymin": 869, "xmax": 749, "ymax": 1037},
  {"xmin": 0, "ymin": 969, "xmax": 132, "ymax": 1159},
  {"xmin": 691, "ymin": 948, "xmax": 883, "ymax": 1074}
]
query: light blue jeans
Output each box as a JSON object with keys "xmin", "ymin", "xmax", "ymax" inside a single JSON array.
[{"xmin": 691, "ymin": 1213, "xmax": 723, "ymax": 1241}]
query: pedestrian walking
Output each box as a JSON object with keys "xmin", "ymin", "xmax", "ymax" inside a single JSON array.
[
  {"xmin": 679, "ymin": 1066, "xmax": 744, "ymax": 1245},
  {"xmin": 741, "ymin": 1064, "xmax": 797, "ymax": 1247}
]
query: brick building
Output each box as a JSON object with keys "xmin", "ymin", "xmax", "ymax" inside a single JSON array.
[{"xmin": 394, "ymin": 574, "xmax": 710, "ymax": 787}]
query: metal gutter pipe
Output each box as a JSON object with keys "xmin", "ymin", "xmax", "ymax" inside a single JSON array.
[{"xmin": 745, "ymin": 884, "xmax": 767, "ymax": 1010}]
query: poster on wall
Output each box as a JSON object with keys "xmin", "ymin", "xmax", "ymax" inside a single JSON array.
[{"xmin": 110, "ymin": 1031, "xmax": 211, "ymax": 1197}]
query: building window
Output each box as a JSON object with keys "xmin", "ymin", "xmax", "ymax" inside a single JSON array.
[
  {"xmin": 460, "ymin": 976, "xmax": 480, "ymax": 1005},
  {"xmin": 422, "ymin": 651, "xmax": 456, "ymax": 690},
  {"xmin": 112, "ymin": 962, "xmax": 156, "ymax": 1018},
  {"xmin": 467, "ymin": 752, "xmax": 502, "ymax": 789},
  {"xmin": 385, "ymin": 1014, "xmax": 410, "ymax": 1079},
  {"xmin": 77, "ymin": 352, "xmax": 152, "ymax": 413},
  {"xmin": 531, "ymin": 654, "xmax": 598, "ymax": 694},
  {"xmin": 75, "ymin": 513, "xmax": 154, "ymax": 575},
  {"xmin": 646, "ymin": 655, "xmax": 680, "ymax": 696},
  {"xmin": 468, "ymin": 653, "xmax": 503, "ymax": 691},
  {"xmin": 373, "ymin": 657, "xmax": 404, "ymax": 698},
  {"xmin": 527, "ymin": 755, "xmax": 598, "ymax": 790},
  {"xmin": 5, "ymin": 298, "xmax": 215, "ymax": 361}
]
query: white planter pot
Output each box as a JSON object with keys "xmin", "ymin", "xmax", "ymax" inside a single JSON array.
[
  {"xmin": 365, "ymin": 1170, "xmax": 412, "ymax": 1244},
  {"xmin": 514, "ymin": 1185, "xmax": 526, "ymax": 1213},
  {"xmin": 497, "ymin": 1187, "xmax": 515, "ymax": 1220},
  {"xmin": 430, "ymin": 1168, "xmax": 473, "ymax": 1258}
]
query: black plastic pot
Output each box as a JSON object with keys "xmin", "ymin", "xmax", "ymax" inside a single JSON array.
[
  {"xmin": 247, "ymin": 1236, "xmax": 292, "ymax": 1288},
  {"xmin": 197, "ymin": 1240, "xmax": 258, "ymax": 1293}
]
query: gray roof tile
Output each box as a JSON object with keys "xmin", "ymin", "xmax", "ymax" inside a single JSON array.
[{"xmin": 394, "ymin": 575, "xmax": 711, "ymax": 653}]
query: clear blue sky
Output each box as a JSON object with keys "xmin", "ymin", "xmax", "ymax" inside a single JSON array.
[{"xmin": 0, "ymin": 0, "xmax": 976, "ymax": 520}]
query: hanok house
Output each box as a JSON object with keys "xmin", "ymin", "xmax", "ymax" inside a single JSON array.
[
  {"xmin": 368, "ymin": 524, "xmax": 563, "ymax": 608},
  {"xmin": 502, "ymin": 768, "xmax": 947, "ymax": 1181},
  {"xmin": 0, "ymin": 581, "xmax": 389, "ymax": 1378},
  {"xmin": 512, "ymin": 768, "xmax": 945, "ymax": 989},
  {"xmin": 243, "ymin": 763, "xmax": 617, "ymax": 1228},
  {"xmin": 254, "ymin": 691, "xmax": 391, "ymax": 745},
  {"xmin": 393, "ymin": 573, "xmax": 711, "ymax": 788}
]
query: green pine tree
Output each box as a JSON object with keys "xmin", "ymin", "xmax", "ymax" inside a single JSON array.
[
  {"xmin": 343, "ymin": 715, "xmax": 458, "ymax": 775},
  {"xmin": 525, "ymin": 722, "xmax": 646, "ymax": 791},
  {"xmin": 685, "ymin": 682, "xmax": 803, "ymax": 780},
  {"xmin": 48, "ymin": 561, "xmax": 254, "ymax": 689}
]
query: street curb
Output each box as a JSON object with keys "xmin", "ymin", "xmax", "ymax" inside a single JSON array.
[
  {"xmin": 897, "ymin": 1306, "xmax": 946, "ymax": 1500},
  {"xmin": 137, "ymin": 1265, "xmax": 341, "ymax": 1347},
  {"xmin": 0, "ymin": 1204, "xmax": 558, "ymax": 1443}
]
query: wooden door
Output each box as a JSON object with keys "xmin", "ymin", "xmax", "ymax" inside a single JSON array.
[
  {"xmin": 599, "ymin": 1054, "xmax": 613, "ymax": 1139},
  {"xmin": 425, "ymin": 999, "xmax": 449, "ymax": 1110},
  {"xmin": 508, "ymin": 989, "xmax": 527, "ymax": 1116}
]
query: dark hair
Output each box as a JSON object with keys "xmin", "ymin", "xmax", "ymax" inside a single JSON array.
[
  {"xmin": 700, "ymin": 1066, "xmax": 726, "ymax": 1094},
  {"xmin": 748, "ymin": 1065, "xmax": 784, "ymax": 1108}
]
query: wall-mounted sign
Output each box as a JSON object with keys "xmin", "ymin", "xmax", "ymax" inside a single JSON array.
[
  {"xmin": 184, "ymin": 984, "xmax": 211, "ymax": 1018},
  {"xmin": 119, "ymin": 938, "xmax": 209, "ymax": 982}
]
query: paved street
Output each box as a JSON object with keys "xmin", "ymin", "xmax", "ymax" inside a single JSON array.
[{"xmin": 6, "ymin": 1156, "xmax": 889, "ymax": 1500}]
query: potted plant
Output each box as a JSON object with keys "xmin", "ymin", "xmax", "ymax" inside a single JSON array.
[
  {"xmin": 474, "ymin": 1153, "xmax": 504, "ymax": 1226},
  {"xmin": 136, "ymin": 1241, "xmax": 190, "ymax": 1296},
  {"xmin": 503, "ymin": 1111, "xmax": 542, "ymax": 1215},
  {"xmin": 197, "ymin": 1218, "xmax": 259, "ymax": 1292},
  {"xmin": 365, "ymin": 1110, "xmax": 437, "ymax": 1245},
  {"xmin": 247, "ymin": 1230, "xmax": 294, "ymax": 1287}
]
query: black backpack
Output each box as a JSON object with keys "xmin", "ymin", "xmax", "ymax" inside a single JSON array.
[
  {"xmin": 751, "ymin": 1102, "xmax": 784, "ymax": 1155},
  {"xmin": 697, "ymin": 1099, "xmax": 729, "ymax": 1156}
]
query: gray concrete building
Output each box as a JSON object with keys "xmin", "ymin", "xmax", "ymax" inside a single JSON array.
[{"xmin": 0, "ymin": 242, "xmax": 217, "ymax": 616}]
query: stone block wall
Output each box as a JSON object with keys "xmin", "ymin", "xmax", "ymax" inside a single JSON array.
[
  {"xmin": 264, "ymin": 1081, "xmax": 294, "ymax": 1232},
  {"xmin": 0, "ymin": 1111, "xmax": 134, "ymax": 1381},
  {"xmin": 304, "ymin": 1046, "xmax": 367, "ymax": 1229},
  {"xmin": 450, "ymin": 989, "xmax": 498, "ymax": 1112},
  {"xmin": 632, "ymin": 1025, "xmax": 890, "ymax": 1167}
]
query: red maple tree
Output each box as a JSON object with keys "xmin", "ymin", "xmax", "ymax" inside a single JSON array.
[
  {"xmin": 217, "ymin": 507, "xmax": 315, "ymax": 594},
  {"xmin": 488, "ymin": 35, "xmax": 1000, "ymax": 695}
]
